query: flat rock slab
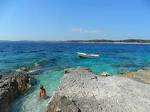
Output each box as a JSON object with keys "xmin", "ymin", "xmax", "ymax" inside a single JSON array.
[{"xmin": 47, "ymin": 68, "xmax": 150, "ymax": 112}]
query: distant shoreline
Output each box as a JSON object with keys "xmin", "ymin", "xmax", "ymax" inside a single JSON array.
[
  {"xmin": 0, "ymin": 39, "xmax": 150, "ymax": 45},
  {"xmin": 67, "ymin": 39, "xmax": 150, "ymax": 44},
  {"xmin": 77, "ymin": 42, "xmax": 150, "ymax": 44}
]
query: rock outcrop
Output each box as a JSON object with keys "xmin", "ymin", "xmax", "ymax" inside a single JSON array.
[
  {"xmin": 0, "ymin": 71, "xmax": 32, "ymax": 112},
  {"xmin": 122, "ymin": 68, "xmax": 150, "ymax": 84},
  {"xmin": 47, "ymin": 68, "xmax": 150, "ymax": 112}
]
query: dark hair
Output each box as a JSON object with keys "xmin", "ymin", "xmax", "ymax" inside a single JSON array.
[{"xmin": 40, "ymin": 85, "xmax": 44, "ymax": 89}]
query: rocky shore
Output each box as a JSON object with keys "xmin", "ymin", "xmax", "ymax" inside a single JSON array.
[
  {"xmin": 121, "ymin": 68, "xmax": 150, "ymax": 84},
  {"xmin": 47, "ymin": 68, "xmax": 150, "ymax": 112},
  {"xmin": 0, "ymin": 70, "xmax": 33, "ymax": 112}
]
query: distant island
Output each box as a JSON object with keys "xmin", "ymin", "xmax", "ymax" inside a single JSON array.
[
  {"xmin": 67, "ymin": 39, "xmax": 150, "ymax": 43},
  {"xmin": 0, "ymin": 39, "xmax": 150, "ymax": 44}
]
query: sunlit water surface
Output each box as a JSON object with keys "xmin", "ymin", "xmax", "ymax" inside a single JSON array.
[{"xmin": 0, "ymin": 42, "xmax": 150, "ymax": 112}]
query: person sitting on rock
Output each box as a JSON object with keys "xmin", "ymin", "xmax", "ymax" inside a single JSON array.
[{"xmin": 39, "ymin": 85, "xmax": 46, "ymax": 98}]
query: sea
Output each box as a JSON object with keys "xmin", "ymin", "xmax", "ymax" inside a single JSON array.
[{"xmin": 0, "ymin": 41, "xmax": 150, "ymax": 112}]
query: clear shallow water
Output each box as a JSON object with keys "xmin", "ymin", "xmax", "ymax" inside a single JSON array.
[
  {"xmin": 0, "ymin": 42, "xmax": 150, "ymax": 112},
  {"xmin": 10, "ymin": 70, "xmax": 64, "ymax": 112}
]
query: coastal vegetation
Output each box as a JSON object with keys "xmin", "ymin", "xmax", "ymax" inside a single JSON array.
[{"xmin": 68, "ymin": 39, "xmax": 150, "ymax": 43}]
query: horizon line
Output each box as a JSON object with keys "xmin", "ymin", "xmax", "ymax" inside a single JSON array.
[
  {"xmin": 0, "ymin": 38, "xmax": 150, "ymax": 41},
  {"xmin": 0, "ymin": 39, "xmax": 150, "ymax": 42}
]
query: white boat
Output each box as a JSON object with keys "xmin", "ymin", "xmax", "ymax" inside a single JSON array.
[{"xmin": 77, "ymin": 52, "xmax": 99, "ymax": 58}]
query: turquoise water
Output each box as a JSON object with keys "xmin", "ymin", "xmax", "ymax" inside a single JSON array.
[
  {"xmin": 10, "ymin": 70, "xmax": 64, "ymax": 112},
  {"xmin": 1, "ymin": 42, "xmax": 150, "ymax": 74},
  {"xmin": 0, "ymin": 42, "xmax": 150, "ymax": 111}
]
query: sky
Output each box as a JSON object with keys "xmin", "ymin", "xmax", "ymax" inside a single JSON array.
[{"xmin": 0, "ymin": 0, "xmax": 150, "ymax": 40}]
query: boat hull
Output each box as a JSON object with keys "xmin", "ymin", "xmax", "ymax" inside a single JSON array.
[{"xmin": 77, "ymin": 52, "xmax": 99, "ymax": 58}]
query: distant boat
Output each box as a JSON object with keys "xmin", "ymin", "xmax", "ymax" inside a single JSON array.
[{"xmin": 77, "ymin": 52, "xmax": 99, "ymax": 58}]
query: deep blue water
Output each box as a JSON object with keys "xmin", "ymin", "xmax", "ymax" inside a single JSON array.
[
  {"xmin": 1, "ymin": 41, "xmax": 150, "ymax": 112},
  {"xmin": 1, "ymin": 41, "xmax": 150, "ymax": 74}
]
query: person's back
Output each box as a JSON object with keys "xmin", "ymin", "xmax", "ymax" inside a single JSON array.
[{"xmin": 39, "ymin": 85, "xmax": 46, "ymax": 98}]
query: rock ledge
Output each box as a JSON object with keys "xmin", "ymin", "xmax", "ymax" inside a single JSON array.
[
  {"xmin": 0, "ymin": 71, "xmax": 32, "ymax": 112},
  {"xmin": 47, "ymin": 68, "xmax": 150, "ymax": 112}
]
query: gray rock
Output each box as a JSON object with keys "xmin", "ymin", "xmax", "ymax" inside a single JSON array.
[
  {"xmin": 47, "ymin": 68, "xmax": 150, "ymax": 112},
  {"xmin": 0, "ymin": 72, "xmax": 32, "ymax": 112},
  {"xmin": 47, "ymin": 94, "xmax": 80, "ymax": 112}
]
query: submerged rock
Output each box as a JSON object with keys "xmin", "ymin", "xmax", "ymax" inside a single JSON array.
[
  {"xmin": 16, "ymin": 65, "xmax": 41, "ymax": 75},
  {"xmin": 47, "ymin": 68, "xmax": 150, "ymax": 112},
  {"xmin": 0, "ymin": 72, "xmax": 32, "ymax": 112}
]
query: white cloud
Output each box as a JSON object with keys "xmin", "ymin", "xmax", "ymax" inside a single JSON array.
[
  {"xmin": 126, "ymin": 34, "xmax": 136, "ymax": 36},
  {"xmin": 71, "ymin": 28, "xmax": 142, "ymax": 39},
  {"xmin": 71, "ymin": 28, "xmax": 105, "ymax": 35},
  {"xmin": 126, "ymin": 33, "xmax": 139, "ymax": 38}
]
